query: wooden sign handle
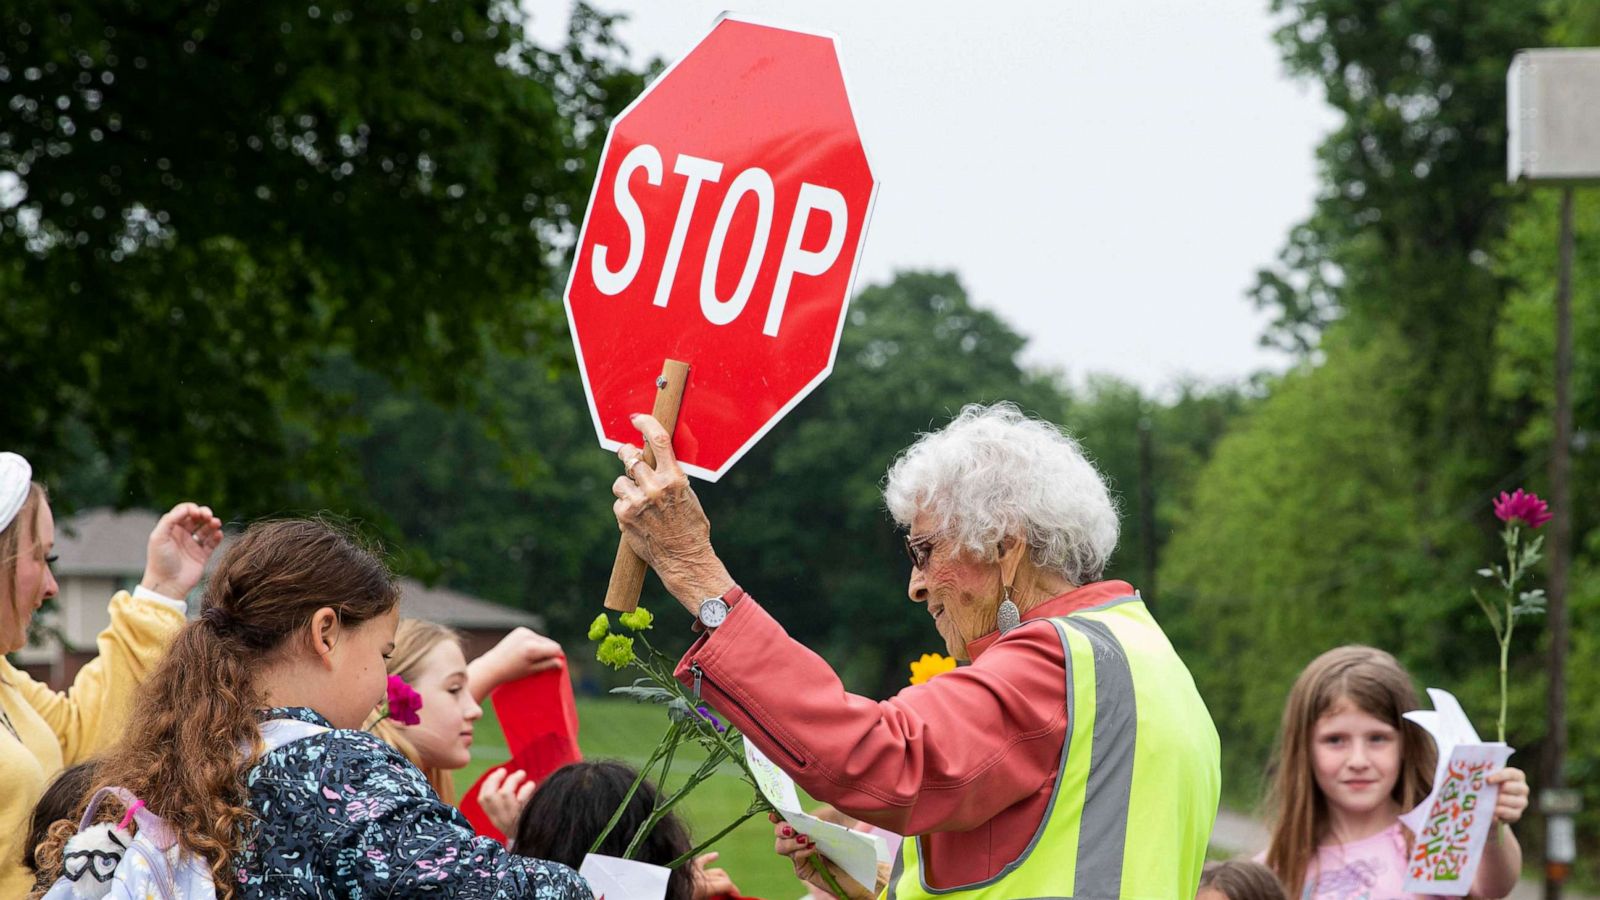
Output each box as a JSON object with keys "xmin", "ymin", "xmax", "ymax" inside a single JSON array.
[{"xmin": 604, "ymin": 359, "xmax": 690, "ymax": 612}]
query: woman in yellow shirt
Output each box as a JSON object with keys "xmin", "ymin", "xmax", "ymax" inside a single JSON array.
[{"xmin": 0, "ymin": 452, "xmax": 223, "ymax": 896}]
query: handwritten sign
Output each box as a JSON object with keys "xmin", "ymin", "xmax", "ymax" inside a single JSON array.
[
  {"xmin": 743, "ymin": 737, "xmax": 891, "ymax": 889},
  {"xmin": 1399, "ymin": 688, "xmax": 1514, "ymax": 896}
]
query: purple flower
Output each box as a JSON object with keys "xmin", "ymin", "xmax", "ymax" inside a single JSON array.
[
  {"xmin": 1493, "ymin": 489, "xmax": 1552, "ymax": 529},
  {"xmin": 695, "ymin": 704, "xmax": 726, "ymax": 734},
  {"xmin": 386, "ymin": 674, "xmax": 423, "ymax": 726}
]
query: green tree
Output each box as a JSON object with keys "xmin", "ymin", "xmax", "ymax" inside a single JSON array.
[
  {"xmin": 0, "ymin": 1, "xmax": 646, "ymax": 516},
  {"xmin": 1490, "ymin": 11, "xmax": 1600, "ymax": 840},
  {"xmin": 1158, "ymin": 328, "xmax": 1521, "ymax": 801},
  {"xmin": 1064, "ymin": 376, "xmax": 1253, "ymax": 598},
  {"xmin": 1165, "ymin": 0, "xmax": 1566, "ymax": 806},
  {"xmin": 320, "ymin": 348, "xmax": 622, "ymax": 642},
  {"xmin": 1250, "ymin": 0, "xmax": 1548, "ymax": 530}
]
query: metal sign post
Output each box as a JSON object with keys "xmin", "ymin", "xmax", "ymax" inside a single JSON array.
[{"xmin": 1507, "ymin": 47, "xmax": 1600, "ymax": 900}]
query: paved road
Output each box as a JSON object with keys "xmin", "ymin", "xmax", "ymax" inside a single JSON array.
[{"xmin": 1208, "ymin": 808, "xmax": 1585, "ymax": 900}]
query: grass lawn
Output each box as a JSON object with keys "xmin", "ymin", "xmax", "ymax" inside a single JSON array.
[{"xmin": 459, "ymin": 696, "xmax": 806, "ymax": 900}]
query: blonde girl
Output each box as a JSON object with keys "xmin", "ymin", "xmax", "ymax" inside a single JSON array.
[
  {"xmin": 369, "ymin": 617, "xmax": 564, "ymax": 834},
  {"xmin": 368, "ymin": 619, "xmax": 481, "ymax": 805},
  {"xmin": 1263, "ymin": 646, "xmax": 1529, "ymax": 899}
]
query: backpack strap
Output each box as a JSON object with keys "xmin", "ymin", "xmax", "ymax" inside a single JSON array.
[
  {"xmin": 70, "ymin": 720, "xmax": 330, "ymax": 853},
  {"xmin": 77, "ymin": 786, "xmax": 178, "ymax": 850}
]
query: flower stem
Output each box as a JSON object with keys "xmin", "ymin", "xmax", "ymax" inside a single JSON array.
[
  {"xmin": 1495, "ymin": 523, "xmax": 1520, "ymax": 744},
  {"xmin": 815, "ymin": 858, "xmax": 850, "ymax": 898},
  {"xmin": 658, "ymin": 720, "xmax": 682, "ymax": 790},
  {"xmin": 1498, "ymin": 613, "xmax": 1511, "ymax": 744},
  {"xmin": 624, "ymin": 745, "xmax": 727, "ymax": 859},
  {"xmin": 665, "ymin": 808, "xmax": 762, "ymax": 869},
  {"xmin": 590, "ymin": 728, "xmax": 672, "ymax": 854}
]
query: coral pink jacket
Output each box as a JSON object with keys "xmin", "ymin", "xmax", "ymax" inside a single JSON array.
[{"xmin": 674, "ymin": 580, "xmax": 1137, "ymax": 889}]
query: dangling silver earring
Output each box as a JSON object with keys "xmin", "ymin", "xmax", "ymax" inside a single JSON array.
[{"xmin": 997, "ymin": 585, "xmax": 1020, "ymax": 636}]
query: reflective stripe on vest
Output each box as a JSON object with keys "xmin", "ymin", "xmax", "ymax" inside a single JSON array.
[{"xmin": 883, "ymin": 596, "xmax": 1220, "ymax": 900}]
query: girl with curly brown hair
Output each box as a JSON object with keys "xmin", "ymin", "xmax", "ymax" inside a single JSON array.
[{"xmin": 31, "ymin": 518, "xmax": 589, "ymax": 900}]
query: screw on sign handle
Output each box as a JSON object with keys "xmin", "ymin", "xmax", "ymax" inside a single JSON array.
[{"xmin": 604, "ymin": 359, "xmax": 691, "ymax": 612}]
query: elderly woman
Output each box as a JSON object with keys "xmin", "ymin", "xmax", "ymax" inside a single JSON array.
[
  {"xmin": 611, "ymin": 403, "xmax": 1221, "ymax": 899},
  {"xmin": 0, "ymin": 452, "xmax": 222, "ymax": 895}
]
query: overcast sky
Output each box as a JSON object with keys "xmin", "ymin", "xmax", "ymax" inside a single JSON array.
[{"xmin": 530, "ymin": 1, "xmax": 1338, "ymax": 393}]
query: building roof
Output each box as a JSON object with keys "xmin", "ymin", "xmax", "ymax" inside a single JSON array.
[
  {"xmin": 52, "ymin": 508, "xmax": 542, "ymax": 631},
  {"xmin": 51, "ymin": 508, "xmax": 155, "ymax": 577},
  {"xmin": 397, "ymin": 581, "xmax": 543, "ymax": 630}
]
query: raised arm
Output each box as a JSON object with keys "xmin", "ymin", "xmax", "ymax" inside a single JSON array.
[
  {"xmin": 12, "ymin": 503, "xmax": 221, "ymax": 760},
  {"xmin": 466, "ymin": 626, "xmax": 565, "ymax": 703},
  {"xmin": 674, "ymin": 594, "xmax": 1069, "ymax": 836}
]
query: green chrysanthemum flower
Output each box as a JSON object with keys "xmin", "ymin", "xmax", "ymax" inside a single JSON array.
[
  {"xmin": 618, "ymin": 606, "xmax": 655, "ymax": 632},
  {"xmin": 587, "ymin": 614, "xmax": 611, "ymax": 642},
  {"xmin": 596, "ymin": 634, "xmax": 637, "ymax": 670}
]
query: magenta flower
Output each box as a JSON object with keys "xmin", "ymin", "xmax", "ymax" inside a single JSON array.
[
  {"xmin": 386, "ymin": 675, "xmax": 423, "ymax": 726},
  {"xmin": 1493, "ymin": 489, "xmax": 1552, "ymax": 529}
]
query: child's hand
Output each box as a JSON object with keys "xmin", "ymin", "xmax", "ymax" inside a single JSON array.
[
  {"xmin": 1488, "ymin": 767, "xmax": 1529, "ymax": 824},
  {"xmin": 479, "ymin": 768, "xmax": 536, "ymax": 837},
  {"xmin": 691, "ymin": 852, "xmax": 740, "ymax": 899}
]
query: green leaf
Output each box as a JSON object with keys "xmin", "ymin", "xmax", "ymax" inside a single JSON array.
[{"xmin": 609, "ymin": 679, "xmax": 674, "ymax": 704}]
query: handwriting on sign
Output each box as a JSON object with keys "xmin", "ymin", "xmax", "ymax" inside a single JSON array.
[{"xmin": 1410, "ymin": 757, "xmax": 1495, "ymax": 882}]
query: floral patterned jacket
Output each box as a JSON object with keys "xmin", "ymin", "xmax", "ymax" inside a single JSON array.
[{"xmin": 234, "ymin": 707, "xmax": 589, "ymax": 899}]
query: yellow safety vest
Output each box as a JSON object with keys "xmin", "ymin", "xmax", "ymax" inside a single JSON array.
[{"xmin": 885, "ymin": 596, "xmax": 1220, "ymax": 899}]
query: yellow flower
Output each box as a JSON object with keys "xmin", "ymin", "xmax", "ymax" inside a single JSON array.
[
  {"xmin": 908, "ymin": 652, "xmax": 958, "ymax": 685},
  {"xmin": 618, "ymin": 606, "xmax": 655, "ymax": 632},
  {"xmin": 587, "ymin": 614, "xmax": 611, "ymax": 641},
  {"xmin": 596, "ymin": 634, "xmax": 637, "ymax": 669}
]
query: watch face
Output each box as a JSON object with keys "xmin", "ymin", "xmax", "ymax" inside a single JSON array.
[{"xmin": 699, "ymin": 598, "xmax": 729, "ymax": 628}]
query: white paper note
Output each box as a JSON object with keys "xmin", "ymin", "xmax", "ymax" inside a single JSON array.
[
  {"xmin": 1399, "ymin": 688, "xmax": 1514, "ymax": 896},
  {"xmin": 743, "ymin": 737, "xmax": 889, "ymax": 890},
  {"xmin": 579, "ymin": 853, "xmax": 672, "ymax": 900}
]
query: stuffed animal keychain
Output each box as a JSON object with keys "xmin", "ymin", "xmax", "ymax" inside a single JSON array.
[{"xmin": 57, "ymin": 800, "xmax": 142, "ymax": 899}]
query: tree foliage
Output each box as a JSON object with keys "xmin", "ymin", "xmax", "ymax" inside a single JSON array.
[
  {"xmin": 1249, "ymin": 0, "xmax": 1546, "ymax": 503},
  {"xmin": 1166, "ymin": 0, "xmax": 1600, "ymax": 851},
  {"xmin": 1159, "ymin": 329, "xmax": 1527, "ymax": 800},
  {"xmin": 0, "ymin": 0, "xmax": 647, "ymax": 515}
]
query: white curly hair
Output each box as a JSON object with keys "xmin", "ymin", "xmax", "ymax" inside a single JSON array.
[{"xmin": 883, "ymin": 403, "xmax": 1120, "ymax": 584}]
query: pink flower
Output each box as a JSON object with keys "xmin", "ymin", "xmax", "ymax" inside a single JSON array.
[
  {"xmin": 386, "ymin": 674, "xmax": 423, "ymax": 726},
  {"xmin": 1493, "ymin": 489, "xmax": 1552, "ymax": 529}
]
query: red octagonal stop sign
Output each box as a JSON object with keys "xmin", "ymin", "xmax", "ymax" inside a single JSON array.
[{"xmin": 564, "ymin": 15, "xmax": 878, "ymax": 481}]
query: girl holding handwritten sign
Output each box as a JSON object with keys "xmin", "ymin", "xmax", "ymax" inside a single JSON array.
[{"xmin": 1260, "ymin": 646, "xmax": 1529, "ymax": 899}]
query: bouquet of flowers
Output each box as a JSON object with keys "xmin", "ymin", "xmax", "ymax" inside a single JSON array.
[{"xmin": 588, "ymin": 606, "xmax": 848, "ymax": 896}]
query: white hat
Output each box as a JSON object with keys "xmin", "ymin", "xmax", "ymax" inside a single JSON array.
[{"xmin": 0, "ymin": 452, "xmax": 34, "ymax": 534}]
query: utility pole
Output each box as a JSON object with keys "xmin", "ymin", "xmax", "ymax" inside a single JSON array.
[
  {"xmin": 1507, "ymin": 49, "xmax": 1597, "ymax": 900},
  {"xmin": 1543, "ymin": 187, "xmax": 1575, "ymax": 900}
]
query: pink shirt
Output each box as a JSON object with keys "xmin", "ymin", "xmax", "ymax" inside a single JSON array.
[
  {"xmin": 1264, "ymin": 824, "xmax": 1441, "ymax": 900},
  {"xmin": 674, "ymin": 580, "xmax": 1137, "ymax": 889}
]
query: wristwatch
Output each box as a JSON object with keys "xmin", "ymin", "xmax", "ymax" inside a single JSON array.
[{"xmin": 697, "ymin": 586, "xmax": 743, "ymax": 629}]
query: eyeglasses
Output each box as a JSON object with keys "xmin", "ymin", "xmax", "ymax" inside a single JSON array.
[{"xmin": 904, "ymin": 532, "xmax": 941, "ymax": 570}]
